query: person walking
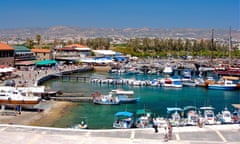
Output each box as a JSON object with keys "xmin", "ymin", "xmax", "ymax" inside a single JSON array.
[
  {"xmin": 167, "ymin": 122, "xmax": 172, "ymax": 140},
  {"xmin": 153, "ymin": 118, "xmax": 158, "ymax": 133},
  {"xmin": 163, "ymin": 126, "xmax": 168, "ymax": 142}
]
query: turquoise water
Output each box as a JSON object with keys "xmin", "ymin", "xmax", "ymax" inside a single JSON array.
[{"xmin": 43, "ymin": 72, "xmax": 240, "ymax": 129}]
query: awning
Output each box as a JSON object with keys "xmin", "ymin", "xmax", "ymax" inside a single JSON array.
[
  {"xmin": 114, "ymin": 111, "xmax": 133, "ymax": 117},
  {"xmin": 15, "ymin": 61, "xmax": 35, "ymax": 66},
  {"xmin": 232, "ymin": 104, "xmax": 240, "ymax": 109},
  {"xmin": 35, "ymin": 60, "xmax": 57, "ymax": 66}
]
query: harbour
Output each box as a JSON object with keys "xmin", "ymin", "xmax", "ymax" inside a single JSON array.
[{"xmin": 42, "ymin": 68, "xmax": 240, "ymax": 129}]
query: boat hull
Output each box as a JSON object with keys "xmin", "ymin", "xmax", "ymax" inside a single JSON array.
[
  {"xmin": 93, "ymin": 100, "xmax": 120, "ymax": 105},
  {"xmin": 0, "ymin": 97, "xmax": 41, "ymax": 105},
  {"xmin": 208, "ymin": 85, "xmax": 237, "ymax": 90}
]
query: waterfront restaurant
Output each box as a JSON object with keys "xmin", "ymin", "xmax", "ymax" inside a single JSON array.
[
  {"xmin": 13, "ymin": 45, "xmax": 36, "ymax": 69},
  {"xmin": 54, "ymin": 44, "xmax": 91, "ymax": 64},
  {"xmin": 0, "ymin": 43, "xmax": 15, "ymax": 66}
]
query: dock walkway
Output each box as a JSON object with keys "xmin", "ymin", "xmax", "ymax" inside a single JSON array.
[{"xmin": 0, "ymin": 124, "xmax": 239, "ymax": 144}]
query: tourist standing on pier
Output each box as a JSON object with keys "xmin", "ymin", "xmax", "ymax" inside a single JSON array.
[{"xmin": 153, "ymin": 118, "xmax": 158, "ymax": 133}]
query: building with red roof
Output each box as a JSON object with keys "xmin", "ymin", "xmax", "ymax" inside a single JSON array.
[
  {"xmin": 54, "ymin": 44, "xmax": 91, "ymax": 63},
  {"xmin": 31, "ymin": 48, "xmax": 52, "ymax": 60},
  {"xmin": 0, "ymin": 43, "xmax": 15, "ymax": 66}
]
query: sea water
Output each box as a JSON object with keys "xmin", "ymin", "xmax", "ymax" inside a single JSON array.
[{"xmin": 43, "ymin": 72, "xmax": 240, "ymax": 129}]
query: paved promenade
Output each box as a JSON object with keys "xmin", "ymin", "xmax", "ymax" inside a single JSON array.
[
  {"xmin": 0, "ymin": 64, "xmax": 92, "ymax": 87},
  {"xmin": 0, "ymin": 124, "xmax": 239, "ymax": 144}
]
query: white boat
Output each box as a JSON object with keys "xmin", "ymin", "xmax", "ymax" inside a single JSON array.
[
  {"xmin": 183, "ymin": 106, "xmax": 198, "ymax": 126},
  {"xmin": 167, "ymin": 107, "xmax": 183, "ymax": 126},
  {"xmin": 162, "ymin": 77, "xmax": 182, "ymax": 88},
  {"xmin": 92, "ymin": 91, "xmax": 120, "ymax": 105},
  {"xmin": 0, "ymin": 86, "xmax": 45, "ymax": 95},
  {"xmin": 200, "ymin": 106, "xmax": 216, "ymax": 125},
  {"xmin": 113, "ymin": 111, "xmax": 135, "ymax": 129},
  {"xmin": 219, "ymin": 107, "xmax": 233, "ymax": 124},
  {"xmin": 208, "ymin": 77, "xmax": 238, "ymax": 90},
  {"xmin": 111, "ymin": 89, "xmax": 139, "ymax": 104},
  {"xmin": 0, "ymin": 88, "xmax": 41, "ymax": 108},
  {"xmin": 135, "ymin": 109, "xmax": 153, "ymax": 128},
  {"xmin": 163, "ymin": 64, "xmax": 173, "ymax": 75},
  {"xmin": 182, "ymin": 80, "xmax": 196, "ymax": 87}
]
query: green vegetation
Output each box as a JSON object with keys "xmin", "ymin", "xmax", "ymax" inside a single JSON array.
[
  {"xmin": 23, "ymin": 34, "xmax": 239, "ymax": 58},
  {"xmin": 112, "ymin": 38, "xmax": 238, "ymax": 58}
]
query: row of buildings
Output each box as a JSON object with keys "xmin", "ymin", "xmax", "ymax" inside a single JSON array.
[{"xmin": 0, "ymin": 43, "xmax": 123, "ymax": 69}]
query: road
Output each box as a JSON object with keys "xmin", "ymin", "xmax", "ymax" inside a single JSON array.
[{"xmin": 0, "ymin": 124, "xmax": 239, "ymax": 144}]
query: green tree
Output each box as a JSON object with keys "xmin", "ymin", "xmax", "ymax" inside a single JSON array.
[
  {"xmin": 35, "ymin": 34, "xmax": 41, "ymax": 45},
  {"xmin": 26, "ymin": 38, "xmax": 34, "ymax": 49}
]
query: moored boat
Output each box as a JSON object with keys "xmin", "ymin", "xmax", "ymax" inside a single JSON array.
[
  {"xmin": 163, "ymin": 64, "xmax": 173, "ymax": 75},
  {"xmin": 183, "ymin": 106, "xmax": 199, "ymax": 126},
  {"xmin": 208, "ymin": 76, "xmax": 238, "ymax": 90},
  {"xmin": 72, "ymin": 117, "xmax": 88, "ymax": 129},
  {"xmin": 92, "ymin": 91, "xmax": 120, "ymax": 105},
  {"xmin": 218, "ymin": 107, "xmax": 233, "ymax": 124},
  {"xmin": 200, "ymin": 106, "xmax": 216, "ymax": 125},
  {"xmin": 0, "ymin": 89, "xmax": 41, "ymax": 105},
  {"xmin": 113, "ymin": 111, "xmax": 135, "ymax": 128},
  {"xmin": 111, "ymin": 89, "xmax": 139, "ymax": 104},
  {"xmin": 135, "ymin": 109, "xmax": 153, "ymax": 128},
  {"xmin": 167, "ymin": 107, "xmax": 183, "ymax": 126}
]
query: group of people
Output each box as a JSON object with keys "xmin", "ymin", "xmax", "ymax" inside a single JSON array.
[{"xmin": 153, "ymin": 119, "xmax": 172, "ymax": 142}]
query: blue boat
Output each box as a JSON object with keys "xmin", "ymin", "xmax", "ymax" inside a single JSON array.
[
  {"xmin": 208, "ymin": 76, "xmax": 238, "ymax": 90},
  {"xmin": 113, "ymin": 111, "xmax": 135, "ymax": 128}
]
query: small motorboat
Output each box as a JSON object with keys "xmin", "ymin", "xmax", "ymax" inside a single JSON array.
[
  {"xmin": 113, "ymin": 111, "xmax": 135, "ymax": 129},
  {"xmin": 218, "ymin": 107, "xmax": 233, "ymax": 124},
  {"xmin": 200, "ymin": 106, "xmax": 216, "ymax": 125}
]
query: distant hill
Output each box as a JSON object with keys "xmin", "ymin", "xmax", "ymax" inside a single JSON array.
[{"xmin": 0, "ymin": 26, "xmax": 239, "ymax": 41}]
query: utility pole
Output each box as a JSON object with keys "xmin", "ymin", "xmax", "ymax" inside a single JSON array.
[
  {"xmin": 228, "ymin": 27, "xmax": 232, "ymax": 65},
  {"xmin": 211, "ymin": 29, "xmax": 214, "ymax": 63}
]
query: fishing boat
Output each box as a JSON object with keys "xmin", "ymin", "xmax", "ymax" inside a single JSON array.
[
  {"xmin": 113, "ymin": 111, "xmax": 135, "ymax": 129},
  {"xmin": 135, "ymin": 109, "xmax": 153, "ymax": 128},
  {"xmin": 183, "ymin": 106, "xmax": 199, "ymax": 126},
  {"xmin": 166, "ymin": 107, "xmax": 183, "ymax": 126},
  {"xmin": 200, "ymin": 106, "xmax": 216, "ymax": 125},
  {"xmin": 92, "ymin": 91, "xmax": 120, "ymax": 105},
  {"xmin": 111, "ymin": 89, "xmax": 139, "ymax": 104},
  {"xmin": 208, "ymin": 76, "xmax": 238, "ymax": 90}
]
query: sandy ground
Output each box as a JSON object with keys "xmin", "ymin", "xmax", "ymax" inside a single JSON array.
[{"xmin": 0, "ymin": 100, "xmax": 75, "ymax": 127}]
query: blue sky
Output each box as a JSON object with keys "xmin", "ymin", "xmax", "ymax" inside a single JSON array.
[{"xmin": 0, "ymin": 0, "xmax": 239, "ymax": 29}]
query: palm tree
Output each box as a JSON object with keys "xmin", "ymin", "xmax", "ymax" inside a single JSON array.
[{"xmin": 35, "ymin": 34, "xmax": 41, "ymax": 45}]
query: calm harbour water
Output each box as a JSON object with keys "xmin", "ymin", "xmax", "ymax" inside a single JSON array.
[{"xmin": 43, "ymin": 71, "xmax": 240, "ymax": 129}]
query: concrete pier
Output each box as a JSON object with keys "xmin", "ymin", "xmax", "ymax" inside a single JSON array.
[{"xmin": 0, "ymin": 124, "xmax": 239, "ymax": 144}]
